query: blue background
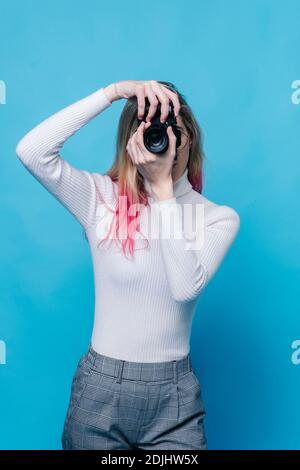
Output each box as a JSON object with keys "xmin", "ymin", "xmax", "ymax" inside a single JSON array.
[{"xmin": 0, "ymin": 0, "xmax": 299, "ymax": 449}]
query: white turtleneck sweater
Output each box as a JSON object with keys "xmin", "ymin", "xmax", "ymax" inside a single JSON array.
[{"xmin": 16, "ymin": 86, "xmax": 240, "ymax": 362}]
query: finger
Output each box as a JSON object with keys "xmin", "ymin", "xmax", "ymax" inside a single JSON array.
[
  {"xmin": 145, "ymin": 82, "xmax": 159, "ymax": 122},
  {"xmin": 136, "ymin": 85, "xmax": 146, "ymax": 120},
  {"xmin": 161, "ymin": 87, "xmax": 181, "ymax": 117},
  {"xmin": 167, "ymin": 125, "xmax": 177, "ymax": 142},
  {"xmin": 167, "ymin": 125, "xmax": 177, "ymax": 156},
  {"xmin": 136, "ymin": 120, "xmax": 150, "ymax": 148},
  {"xmin": 135, "ymin": 142, "xmax": 147, "ymax": 165},
  {"xmin": 136, "ymin": 120, "xmax": 145, "ymax": 145},
  {"xmin": 132, "ymin": 131, "xmax": 148, "ymax": 165},
  {"xmin": 151, "ymin": 81, "xmax": 171, "ymax": 123}
]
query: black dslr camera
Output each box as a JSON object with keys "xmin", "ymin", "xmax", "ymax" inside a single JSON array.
[{"xmin": 137, "ymin": 97, "xmax": 181, "ymax": 155}]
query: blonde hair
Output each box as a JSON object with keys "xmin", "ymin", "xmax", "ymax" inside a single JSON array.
[{"xmin": 99, "ymin": 81, "xmax": 206, "ymax": 259}]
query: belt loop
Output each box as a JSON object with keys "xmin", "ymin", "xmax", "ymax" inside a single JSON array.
[
  {"xmin": 187, "ymin": 355, "xmax": 191, "ymax": 372},
  {"xmin": 88, "ymin": 343, "xmax": 95, "ymax": 367},
  {"xmin": 172, "ymin": 360, "xmax": 178, "ymax": 384},
  {"xmin": 116, "ymin": 360, "xmax": 125, "ymax": 383}
]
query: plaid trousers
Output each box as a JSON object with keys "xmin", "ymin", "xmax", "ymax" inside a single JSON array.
[{"xmin": 61, "ymin": 344, "xmax": 208, "ymax": 450}]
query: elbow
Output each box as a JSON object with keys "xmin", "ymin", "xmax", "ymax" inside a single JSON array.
[
  {"xmin": 172, "ymin": 291, "xmax": 200, "ymax": 304},
  {"xmin": 171, "ymin": 266, "xmax": 208, "ymax": 304},
  {"xmin": 232, "ymin": 210, "xmax": 240, "ymax": 236},
  {"xmin": 16, "ymin": 135, "xmax": 37, "ymax": 169},
  {"xmin": 16, "ymin": 137, "xmax": 28, "ymax": 163},
  {"xmin": 226, "ymin": 206, "xmax": 241, "ymax": 238}
]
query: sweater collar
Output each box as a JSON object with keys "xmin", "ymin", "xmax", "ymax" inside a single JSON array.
[{"xmin": 145, "ymin": 167, "xmax": 193, "ymax": 200}]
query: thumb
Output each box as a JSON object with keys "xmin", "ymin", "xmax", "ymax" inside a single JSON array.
[{"xmin": 167, "ymin": 125, "xmax": 177, "ymax": 155}]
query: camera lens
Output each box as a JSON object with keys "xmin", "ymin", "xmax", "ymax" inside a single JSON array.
[
  {"xmin": 151, "ymin": 131, "xmax": 160, "ymax": 145},
  {"xmin": 144, "ymin": 125, "xmax": 168, "ymax": 153}
]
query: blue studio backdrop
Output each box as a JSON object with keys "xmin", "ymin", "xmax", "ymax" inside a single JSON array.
[{"xmin": 0, "ymin": 0, "xmax": 299, "ymax": 450}]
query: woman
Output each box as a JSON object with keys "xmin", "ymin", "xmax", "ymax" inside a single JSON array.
[{"xmin": 16, "ymin": 80, "xmax": 240, "ymax": 450}]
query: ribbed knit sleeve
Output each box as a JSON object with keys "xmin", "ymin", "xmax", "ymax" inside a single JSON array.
[
  {"xmin": 16, "ymin": 87, "xmax": 114, "ymax": 230},
  {"xmin": 156, "ymin": 197, "xmax": 240, "ymax": 303}
]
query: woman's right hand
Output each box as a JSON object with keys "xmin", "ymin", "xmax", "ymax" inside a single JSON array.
[{"xmin": 103, "ymin": 80, "xmax": 180, "ymax": 124}]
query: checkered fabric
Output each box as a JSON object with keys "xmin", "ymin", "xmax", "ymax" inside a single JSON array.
[{"xmin": 61, "ymin": 344, "xmax": 207, "ymax": 450}]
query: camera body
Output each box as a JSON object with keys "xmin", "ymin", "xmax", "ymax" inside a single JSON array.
[{"xmin": 137, "ymin": 98, "xmax": 181, "ymax": 155}]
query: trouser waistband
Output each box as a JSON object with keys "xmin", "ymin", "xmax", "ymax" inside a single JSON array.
[{"xmin": 84, "ymin": 344, "xmax": 193, "ymax": 384}]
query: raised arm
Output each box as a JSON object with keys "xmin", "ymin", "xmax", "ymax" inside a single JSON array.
[
  {"xmin": 156, "ymin": 197, "xmax": 240, "ymax": 303},
  {"xmin": 16, "ymin": 85, "xmax": 118, "ymax": 230}
]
